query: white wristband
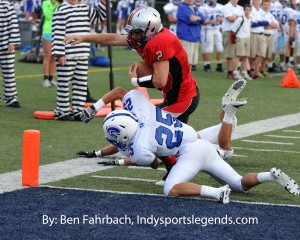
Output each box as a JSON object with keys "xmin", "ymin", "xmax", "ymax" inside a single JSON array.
[
  {"xmin": 95, "ymin": 150, "xmax": 102, "ymax": 157},
  {"xmin": 94, "ymin": 99, "xmax": 105, "ymax": 111},
  {"xmin": 131, "ymin": 77, "xmax": 139, "ymax": 87},
  {"xmin": 116, "ymin": 159, "xmax": 125, "ymax": 166}
]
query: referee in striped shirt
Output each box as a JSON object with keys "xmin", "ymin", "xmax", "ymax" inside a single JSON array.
[
  {"xmin": 52, "ymin": 0, "xmax": 105, "ymax": 121},
  {"xmin": 0, "ymin": 0, "xmax": 21, "ymax": 108}
]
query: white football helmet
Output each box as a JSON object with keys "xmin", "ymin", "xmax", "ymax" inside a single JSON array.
[
  {"xmin": 103, "ymin": 110, "xmax": 139, "ymax": 151},
  {"xmin": 125, "ymin": 6, "xmax": 162, "ymax": 49}
]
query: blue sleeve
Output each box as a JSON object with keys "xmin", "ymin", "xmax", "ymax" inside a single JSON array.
[
  {"xmin": 198, "ymin": 11, "xmax": 206, "ymax": 25},
  {"xmin": 177, "ymin": 5, "xmax": 193, "ymax": 24},
  {"xmin": 251, "ymin": 22, "xmax": 260, "ymax": 27},
  {"xmin": 258, "ymin": 21, "xmax": 270, "ymax": 26}
]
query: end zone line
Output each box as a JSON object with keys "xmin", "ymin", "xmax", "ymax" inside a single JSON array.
[
  {"xmin": 91, "ymin": 176, "xmax": 157, "ymax": 183},
  {"xmin": 41, "ymin": 185, "xmax": 300, "ymax": 208}
]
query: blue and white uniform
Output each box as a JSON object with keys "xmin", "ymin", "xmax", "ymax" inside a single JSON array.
[
  {"xmin": 119, "ymin": 90, "xmax": 243, "ymax": 196},
  {"xmin": 200, "ymin": 3, "xmax": 224, "ymax": 54}
]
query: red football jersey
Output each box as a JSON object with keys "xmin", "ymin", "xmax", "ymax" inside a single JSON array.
[{"xmin": 136, "ymin": 28, "xmax": 198, "ymax": 105}]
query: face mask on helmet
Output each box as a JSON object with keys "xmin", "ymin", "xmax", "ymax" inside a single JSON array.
[
  {"xmin": 279, "ymin": 0, "xmax": 287, "ymax": 7},
  {"xmin": 207, "ymin": 0, "xmax": 216, "ymax": 7},
  {"xmin": 125, "ymin": 6, "xmax": 162, "ymax": 49},
  {"xmin": 103, "ymin": 110, "xmax": 139, "ymax": 151},
  {"xmin": 172, "ymin": 0, "xmax": 181, "ymax": 5},
  {"xmin": 194, "ymin": 0, "xmax": 203, "ymax": 6}
]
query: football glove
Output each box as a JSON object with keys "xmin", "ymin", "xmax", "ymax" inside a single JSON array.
[
  {"xmin": 76, "ymin": 150, "xmax": 97, "ymax": 158},
  {"xmin": 97, "ymin": 159, "xmax": 122, "ymax": 166},
  {"xmin": 81, "ymin": 105, "xmax": 97, "ymax": 124}
]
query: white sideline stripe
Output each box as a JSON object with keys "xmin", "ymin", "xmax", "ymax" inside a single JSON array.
[
  {"xmin": 264, "ymin": 134, "xmax": 300, "ymax": 139},
  {"xmin": 241, "ymin": 140, "xmax": 293, "ymax": 145},
  {"xmin": 0, "ymin": 158, "xmax": 114, "ymax": 194},
  {"xmin": 234, "ymin": 147, "xmax": 300, "ymax": 154},
  {"xmin": 233, "ymin": 154, "xmax": 247, "ymax": 158},
  {"xmin": 232, "ymin": 112, "xmax": 300, "ymax": 140},
  {"xmin": 2, "ymin": 112, "xmax": 300, "ymax": 195},
  {"xmin": 42, "ymin": 185, "xmax": 300, "ymax": 208},
  {"xmin": 128, "ymin": 166, "xmax": 166, "ymax": 171},
  {"xmin": 283, "ymin": 130, "xmax": 300, "ymax": 133},
  {"xmin": 91, "ymin": 176, "xmax": 157, "ymax": 183}
]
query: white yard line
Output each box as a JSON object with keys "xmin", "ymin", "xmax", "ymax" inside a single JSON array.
[
  {"xmin": 264, "ymin": 134, "xmax": 300, "ymax": 139},
  {"xmin": 241, "ymin": 140, "xmax": 293, "ymax": 145},
  {"xmin": 91, "ymin": 176, "xmax": 157, "ymax": 183},
  {"xmin": 283, "ymin": 130, "xmax": 300, "ymax": 133},
  {"xmin": 0, "ymin": 158, "xmax": 113, "ymax": 194},
  {"xmin": 231, "ymin": 112, "xmax": 300, "ymax": 140},
  {"xmin": 234, "ymin": 147, "xmax": 300, "ymax": 154},
  {"xmin": 1, "ymin": 112, "xmax": 300, "ymax": 194}
]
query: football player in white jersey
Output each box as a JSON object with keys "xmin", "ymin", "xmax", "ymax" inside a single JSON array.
[
  {"xmin": 77, "ymin": 83, "xmax": 299, "ymax": 203},
  {"xmin": 268, "ymin": 0, "xmax": 283, "ymax": 72},
  {"xmin": 200, "ymin": 0, "xmax": 224, "ymax": 72},
  {"xmin": 278, "ymin": 0, "xmax": 296, "ymax": 71},
  {"xmin": 294, "ymin": 0, "xmax": 300, "ymax": 73},
  {"xmin": 163, "ymin": 0, "xmax": 181, "ymax": 35}
]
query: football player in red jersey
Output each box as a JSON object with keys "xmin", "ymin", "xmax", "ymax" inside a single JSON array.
[{"xmin": 65, "ymin": 6, "xmax": 200, "ymax": 124}]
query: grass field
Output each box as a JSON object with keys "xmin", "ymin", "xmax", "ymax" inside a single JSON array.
[{"xmin": 1, "ymin": 47, "xmax": 300, "ymax": 206}]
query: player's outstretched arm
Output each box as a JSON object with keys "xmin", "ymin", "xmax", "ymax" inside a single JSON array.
[
  {"xmin": 81, "ymin": 87, "xmax": 128, "ymax": 124},
  {"xmin": 77, "ymin": 144, "xmax": 119, "ymax": 158},
  {"xmin": 64, "ymin": 33, "xmax": 128, "ymax": 46}
]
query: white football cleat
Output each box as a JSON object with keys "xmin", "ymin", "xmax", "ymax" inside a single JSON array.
[
  {"xmin": 222, "ymin": 79, "xmax": 247, "ymax": 105},
  {"xmin": 223, "ymin": 99, "xmax": 247, "ymax": 113},
  {"xmin": 219, "ymin": 185, "xmax": 231, "ymax": 204},
  {"xmin": 270, "ymin": 167, "xmax": 300, "ymax": 196}
]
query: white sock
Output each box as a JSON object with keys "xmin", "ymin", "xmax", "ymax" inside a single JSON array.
[
  {"xmin": 290, "ymin": 57, "xmax": 294, "ymax": 61},
  {"xmin": 280, "ymin": 62, "xmax": 285, "ymax": 67},
  {"xmin": 204, "ymin": 61, "xmax": 209, "ymax": 66},
  {"xmin": 267, "ymin": 62, "xmax": 273, "ymax": 68},
  {"xmin": 297, "ymin": 64, "xmax": 300, "ymax": 69},
  {"xmin": 201, "ymin": 185, "xmax": 221, "ymax": 199},
  {"xmin": 94, "ymin": 99, "xmax": 105, "ymax": 111},
  {"xmin": 257, "ymin": 172, "xmax": 273, "ymax": 183}
]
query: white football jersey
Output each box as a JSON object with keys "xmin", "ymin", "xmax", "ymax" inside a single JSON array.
[
  {"xmin": 121, "ymin": 90, "xmax": 198, "ymax": 166},
  {"xmin": 200, "ymin": 3, "xmax": 224, "ymax": 30},
  {"xmin": 294, "ymin": 10, "xmax": 300, "ymax": 33},
  {"xmin": 279, "ymin": 7, "xmax": 296, "ymax": 33}
]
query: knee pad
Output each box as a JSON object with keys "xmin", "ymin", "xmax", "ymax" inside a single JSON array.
[{"xmin": 202, "ymin": 42, "xmax": 213, "ymax": 54}]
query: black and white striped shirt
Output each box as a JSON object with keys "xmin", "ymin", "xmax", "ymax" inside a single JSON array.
[
  {"xmin": 96, "ymin": 0, "xmax": 107, "ymax": 22},
  {"xmin": 52, "ymin": 2, "xmax": 97, "ymax": 58},
  {"xmin": 0, "ymin": 0, "xmax": 21, "ymax": 52}
]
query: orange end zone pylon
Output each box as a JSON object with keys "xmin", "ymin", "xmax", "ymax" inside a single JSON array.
[
  {"xmin": 280, "ymin": 68, "xmax": 300, "ymax": 88},
  {"xmin": 22, "ymin": 130, "xmax": 40, "ymax": 187}
]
